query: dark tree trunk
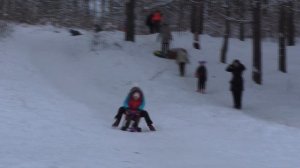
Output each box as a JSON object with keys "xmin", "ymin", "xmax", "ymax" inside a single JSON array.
[
  {"xmin": 84, "ymin": 0, "xmax": 90, "ymax": 17},
  {"xmin": 93, "ymin": 0, "xmax": 97, "ymax": 18},
  {"xmin": 193, "ymin": 5, "xmax": 200, "ymax": 50},
  {"xmin": 191, "ymin": 0, "xmax": 204, "ymax": 34},
  {"xmin": 262, "ymin": 0, "xmax": 269, "ymax": 15},
  {"xmin": 220, "ymin": 1, "xmax": 230, "ymax": 63},
  {"xmin": 177, "ymin": 0, "xmax": 185, "ymax": 32},
  {"xmin": 199, "ymin": 1, "xmax": 204, "ymax": 34},
  {"xmin": 0, "ymin": 0, "xmax": 7, "ymax": 20},
  {"xmin": 101, "ymin": 0, "xmax": 106, "ymax": 16},
  {"xmin": 125, "ymin": 0, "xmax": 135, "ymax": 42},
  {"xmin": 191, "ymin": 5, "xmax": 196, "ymax": 33},
  {"xmin": 279, "ymin": 4, "xmax": 287, "ymax": 73},
  {"xmin": 252, "ymin": 0, "xmax": 262, "ymax": 84},
  {"xmin": 110, "ymin": 0, "xmax": 114, "ymax": 14},
  {"xmin": 193, "ymin": 0, "xmax": 203, "ymax": 50},
  {"xmin": 286, "ymin": 1, "xmax": 295, "ymax": 46},
  {"xmin": 239, "ymin": 0, "xmax": 245, "ymax": 41},
  {"xmin": 239, "ymin": 22, "xmax": 245, "ymax": 41}
]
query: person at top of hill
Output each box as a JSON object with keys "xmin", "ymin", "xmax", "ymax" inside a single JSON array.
[
  {"xmin": 112, "ymin": 86, "xmax": 156, "ymax": 131},
  {"xmin": 145, "ymin": 13, "xmax": 154, "ymax": 34},
  {"xmin": 152, "ymin": 10, "xmax": 162, "ymax": 33},
  {"xmin": 159, "ymin": 23, "xmax": 172, "ymax": 57}
]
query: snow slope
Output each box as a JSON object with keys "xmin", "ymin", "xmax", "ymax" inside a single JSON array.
[{"xmin": 0, "ymin": 25, "xmax": 300, "ymax": 168}]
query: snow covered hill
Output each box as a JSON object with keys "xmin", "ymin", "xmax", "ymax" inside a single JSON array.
[{"xmin": 0, "ymin": 25, "xmax": 300, "ymax": 168}]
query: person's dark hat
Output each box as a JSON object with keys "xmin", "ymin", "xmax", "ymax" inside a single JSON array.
[{"xmin": 233, "ymin": 59, "xmax": 240, "ymax": 64}]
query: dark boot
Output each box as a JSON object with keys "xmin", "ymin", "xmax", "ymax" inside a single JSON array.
[
  {"xmin": 148, "ymin": 125, "xmax": 156, "ymax": 131},
  {"xmin": 179, "ymin": 63, "xmax": 185, "ymax": 77},
  {"xmin": 129, "ymin": 126, "xmax": 142, "ymax": 132},
  {"xmin": 130, "ymin": 116, "xmax": 141, "ymax": 132},
  {"xmin": 136, "ymin": 127, "xmax": 142, "ymax": 132},
  {"xmin": 121, "ymin": 119, "xmax": 131, "ymax": 131},
  {"xmin": 121, "ymin": 126, "xmax": 127, "ymax": 131},
  {"xmin": 112, "ymin": 119, "xmax": 120, "ymax": 127}
]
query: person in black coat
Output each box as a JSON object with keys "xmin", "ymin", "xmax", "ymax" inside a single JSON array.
[
  {"xmin": 145, "ymin": 13, "xmax": 154, "ymax": 34},
  {"xmin": 195, "ymin": 61, "xmax": 207, "ymax": 93},
  {"xmin": 226, "ymin": 59, "xmax": 246, "ymax": 109}
]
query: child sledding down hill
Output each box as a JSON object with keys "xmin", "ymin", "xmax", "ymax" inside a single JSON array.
[{"xmin": 112, "ymin": 87, "xmax": 156, "ymax": 132}]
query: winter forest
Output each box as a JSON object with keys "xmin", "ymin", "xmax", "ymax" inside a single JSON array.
[
  {"xmin": 1, "ymin": 0, "xmax": 300, "ymax": 35},
  {"xmin": 1, "ymin": 0, "xmax": 300, "ymax": 83},
  {"xmin": 0, "ymin": 0, "xmax": 300, "ymax": 168}
]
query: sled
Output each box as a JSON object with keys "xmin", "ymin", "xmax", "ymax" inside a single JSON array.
[
  {"xmin": 153, "ymin": 50, "xmax": 165, "ymax": 58},
  {"xmin": 153, "ymin": 50, "xmax": 177, "ymax": 59},
  {"xmin": 153, "ymin": 48, "xmax": 185, "ymax": 60},
  {"xmin": 120, "ymin": 110, "xmax": 142, "ymax": 132}
]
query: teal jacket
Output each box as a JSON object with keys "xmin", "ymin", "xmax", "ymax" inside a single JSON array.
[{"xmin": 123, "ymin": 87, "xmax": 145, "ymax": 110}]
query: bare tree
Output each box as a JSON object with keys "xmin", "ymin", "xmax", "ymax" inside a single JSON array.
[
  {"xmin": 252, "ymin": 0, "xmax": 262, "ymax": 84},
  {"xmin": 238, "ymin": 0, "xmax": 245, "ymax": 41},
  {"xmin": 191, "ymin": 5, "xmax": 196, "ymax": 33},
  {"xmin": 125, "ymin": 0, "xmax": 135, "ymax": 42},
  {"xmin": 220, "ymin": 0, "xmax": 231, "ymax": 63},
  {"xmin": 177, "ymin": 0, "xmax": 185, "ymax": 32},
  {"xmin": 191, "ymin": 0, "xmax": 204, "ymax": 49},
  {"xmin": 0, "ymin": 0, "xmax": 298, "ymax": 40},
  {"xmin": 279, "ymin": 3, "xmax": 287, "ymax": 73},
  {"xmin": 286, "ymin": 1, "xmax": 295, "ymax": 46}
]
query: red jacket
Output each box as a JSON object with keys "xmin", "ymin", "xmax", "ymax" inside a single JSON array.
[
  {"xmin": 128, "ymin": 99, "xmax": 142, "ymax": 110},
  {"xmin": 152, "ymin": 12, "xmax": 162, "ymax": 22}
]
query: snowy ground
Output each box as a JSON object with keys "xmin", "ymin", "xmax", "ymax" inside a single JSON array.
[{"xmin": 0, "ymin": 25, "xmax": 300, "ymax": 168}]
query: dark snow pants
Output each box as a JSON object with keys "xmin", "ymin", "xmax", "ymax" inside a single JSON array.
[
  {"xmin": 114, "ymin": 107, "xmax": 153, "ymax": 126},
  {"xmin": 153, "ymin": 21, "xmax": 160, "ymax": 33},
  {"xmin": 198, "ymin": 78, "xmax": 206, "ymax": 91},
  {"xmin": 179, "ymin": 63, "xmax": 186, "ymax": 77},
  {"xmin": 148, "ymin": 25, "xmax": 154, "ymax": 34},
  {"xmin": 231, "ymin": 90, "xmax": 243, "ymax": 109},
  {"xmin": 162, "ymin": 42, "xmax": 169, "ymax": 57}
]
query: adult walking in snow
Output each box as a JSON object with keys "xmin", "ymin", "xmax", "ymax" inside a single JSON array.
[
  {"xmin": 112, "ymin": 87, "xmax": 156, "ymax": 131},
  {"xmin": 226, "ymin": 59, "xmax": 246, "ymax": 109},
  {"xmin": 145, "ymin": 13, "xmax": 154, "ymax": 34},
  {"xmin": 158, "ymin": 23, "xmax": 172, "ymax": 57},
  {"xmin": 152, "ymin": 10, "xmax": 162, "ymax": 33},
  {"xmin": 195, "ymin": 61, "xmax": 207, "ymax": 93},
  {"xmin": 176, "ymin": 49, "xmax": 189, "ymax": 77}
]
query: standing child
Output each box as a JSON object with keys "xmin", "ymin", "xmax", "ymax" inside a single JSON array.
[{"xmin": 195, "ymin": 61, "xmax": 207, "ymax": 93}]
